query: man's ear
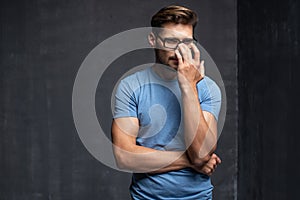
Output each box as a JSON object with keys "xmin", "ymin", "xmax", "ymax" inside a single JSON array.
[{"xmin": 148, "ymin": 32, "xmax": 156, "ymax": 47}]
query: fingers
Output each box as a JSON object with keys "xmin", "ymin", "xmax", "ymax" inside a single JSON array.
[
  {"xmin": 216, "ymin": 155, "xmax": 222, "ymax": 164},
  {"xmin": 211, "ymin": 153, "xmax": 222, "ymax": 164},
  {"xmin": 190, "ymin": 42, "xmax": 200, "ymax": 62},
  {"xmin": 175, "ymin": 49, "xmax": 183, "ymax": 66},
  {"xmin": 197, "ymin": 154, "xmax": 221, "ymax": 176},
  {"xmin": 199, "ymin": 166, "xmax": 211, "ymax": 176},
  {"xmin": 209, "ymin": 156, "xmax": 218, "ymax": 169},
  {"xmin": 201, "ymin": 164, "xmax": 215, "ymax": 176},
  {"xmin": 175, "ymin": 43, "xmax": 205, "ymax": 84},
  {"xmin": 176, "ymin": 43, "xmax": 203, "ymax": 76},
  {"xmin": 191, "ymin": 43, "xmax": 204, "ymax": 77},
  {"xmin": 177, "ymin": 43, "xmax": 193, "ymax": 63}
]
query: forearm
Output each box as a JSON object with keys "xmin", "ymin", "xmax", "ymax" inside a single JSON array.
[
  {"xmin": 112, "ymin": 117, "xmax": 219, "ymax": 175},
  {"xmin": 112, "ymin": 118, "xmax": 191, "ymax": 173},
  {"xmin": 180, "ymin": 84, "xmax": 217, "ymax": 165},
  {"xmin": 113, "ymin": 144, "xmax": 190, "ymax": 173}
]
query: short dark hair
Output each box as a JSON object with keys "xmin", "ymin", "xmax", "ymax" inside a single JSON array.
[{"xmin": 151, "ymin": 5, "xmax": 198, "ymax": 28}]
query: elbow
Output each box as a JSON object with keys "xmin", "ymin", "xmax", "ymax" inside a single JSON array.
[
  {"xmin": 210, "ymin": 144, "xmax": 217, "ymax": 153},
  {"xmin": 188, "ymin": 144, "xmax": 217, "ymax": 166},
  {"xmin": 189, "ymin": 154, "xmax": 211, "ymax": 166},
  {"xmin": 114, "ymin": 156, "xmax": 127, "ymax": 170},
  {"xmin": 113, "ymin": 148, "xmax": 132, "ymax": 170}
]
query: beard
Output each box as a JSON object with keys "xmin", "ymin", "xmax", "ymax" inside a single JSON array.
[{"xmin": 155, "ymin": 49, "xmax": 178, "ymax": 70}]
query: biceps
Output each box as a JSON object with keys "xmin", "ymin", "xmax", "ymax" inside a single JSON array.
[{"xmin": 111, "ymin": 117, "xmax": 139, "ymax": 150}]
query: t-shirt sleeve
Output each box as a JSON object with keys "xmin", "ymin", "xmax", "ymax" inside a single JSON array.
[
  {"xmin": 197, "ymin": 77, "xmax": 222, "ymax": 121},
  {"xmin": 113, "ymin": 79, "xmax": 138, "ymax": 119}
]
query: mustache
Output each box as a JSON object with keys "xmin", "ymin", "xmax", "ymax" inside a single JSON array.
[{"xmin": 169, "ymin": 56, "xmax": 178, "ymax": 60}]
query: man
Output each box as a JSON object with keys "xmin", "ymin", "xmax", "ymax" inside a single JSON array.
[{"xmin": 111, "ymin": 5, "xmax": 222, "ymax": 199}]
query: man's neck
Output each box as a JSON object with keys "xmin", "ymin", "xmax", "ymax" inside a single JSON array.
[{"xmin": 152, "ymin": 64, "xmax": 178, "ymax": 81}]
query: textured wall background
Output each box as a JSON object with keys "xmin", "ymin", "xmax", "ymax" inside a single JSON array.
[
  {"xmin": 0, "ymin": 0, "xmax": 237, "ymax": 199},
  {"xmin": 238, "ymin": 0, "xmax": 299, "ymax": 199}
]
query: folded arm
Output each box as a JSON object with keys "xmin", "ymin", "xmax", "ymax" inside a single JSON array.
[
  {"xmin": 111, "ymin": 117, "xmax": 220, "ymax": 174},
  {"xmin": 176, "ymin": 43, "xmax": 219, "ymax": 166}
]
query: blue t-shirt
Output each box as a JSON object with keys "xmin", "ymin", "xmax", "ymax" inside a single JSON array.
[{"xmin": 113, "ymin": 67, "xmax": 221, "ymax": 199}]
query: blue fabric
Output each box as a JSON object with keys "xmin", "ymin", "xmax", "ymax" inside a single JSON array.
[
  {"xmin": 113, "ymin": 67, "xmax": 221, "ymax": 199},
  {"xmin": 130, "ymin": 169, "xmax": 213, "ymax": 200}
]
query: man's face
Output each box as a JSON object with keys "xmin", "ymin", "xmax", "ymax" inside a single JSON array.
[{"xmin": 154, "ymin": 23, "xmax": 194, "ymax": 71}]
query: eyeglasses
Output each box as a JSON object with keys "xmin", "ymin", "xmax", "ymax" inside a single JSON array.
[{"xmin": 155, "ymin": 34, "xmax": 196, "ymax": 50}]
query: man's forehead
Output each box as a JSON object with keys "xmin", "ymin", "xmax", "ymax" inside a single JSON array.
[{"xmin": 156, "ymin": 25, "xmax": 193, "ymax": 38}]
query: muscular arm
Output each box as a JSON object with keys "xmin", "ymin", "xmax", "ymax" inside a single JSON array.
[
  {"xmin": 112, "ymin": 117, "xmax": 220, "ymax": 174},
  {"xmin": 181, "ymin": 87, "xmax": 218, "ymax": 165},
  {"xmin": 111, "ymin": 117, "xmax": 191, "ymax": 173},
  {"xmin": 175, "ymin": 43, "xmax": 218, "ymax": 166}
]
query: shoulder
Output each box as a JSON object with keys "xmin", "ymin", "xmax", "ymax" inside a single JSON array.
[
  {"xmin": 116, "ymin": 68, "xmax": 151, "ymax": 90},
  {"xmin": 120, "ymin": 68, "xmax": 151, "ymax": 83},
  {"xmin": 197, "ymin": 76, "xmax": 222, "ymax": 120},
  {"xmin": 115, "ymin": 68, "xmax": 155, "ymax": 99},
  {"xmin": 197, "ymin": 76, "xmax": 221, "ymax": 98}
]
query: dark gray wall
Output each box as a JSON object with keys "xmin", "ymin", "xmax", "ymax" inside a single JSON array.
[
  {"xmin": 238, "ymin": 0, "xmax": 299, "ymax": 199},
  {"xmin": 0, "ymin": 0, "xmax": 237, "ymax": 199}
]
